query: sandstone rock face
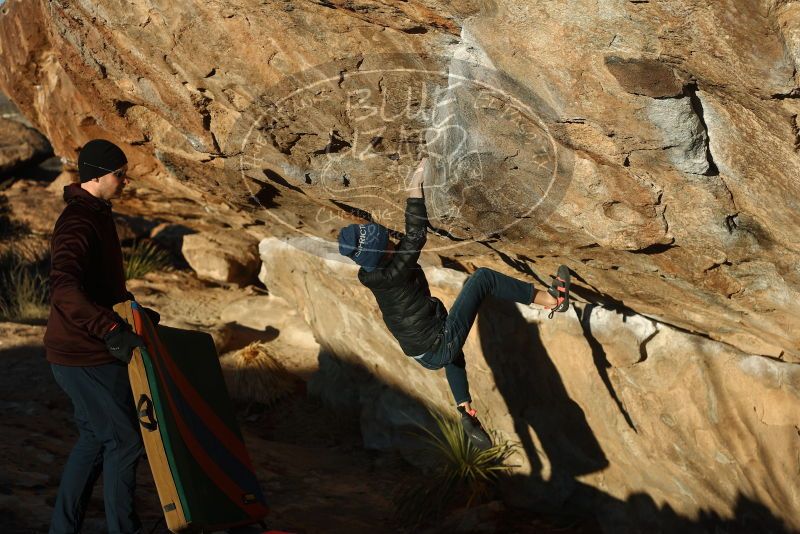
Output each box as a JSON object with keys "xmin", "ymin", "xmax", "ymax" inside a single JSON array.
[
  {"xmin": 181, "ymin": 229, "xmax": 260, "ymax": 285},
  {"xmin": 260, "ymin": 236, "xmax": 800, "ymax": 530},
  {"xmin": 2, "ymin": 0, "xmax": 800, "ymax": 529},
  {"xmin": 45, "ymin": 170, "xmax": 78, "ymax": 196},
  {"xmin": 218, "ymin": 294, "xmax": 321, "ymax": 378},
  {"xmin": 0, "ymin": 0, "xmax": 797, "ymax": 361}
]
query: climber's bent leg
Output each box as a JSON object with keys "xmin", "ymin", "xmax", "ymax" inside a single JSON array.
[{"xmin": 445, "ymin": 267, "xmax": 534, "ymax": 352}]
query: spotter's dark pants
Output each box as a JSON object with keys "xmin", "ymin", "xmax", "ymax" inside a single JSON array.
[{"xmin": 49, "ymin": 362, "xmax": 143, "ymax": 534}]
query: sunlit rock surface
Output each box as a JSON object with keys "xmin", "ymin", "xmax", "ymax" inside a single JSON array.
[{"xmin": 181, "ymin": 229, "xmax": 260, "ymax": 285}]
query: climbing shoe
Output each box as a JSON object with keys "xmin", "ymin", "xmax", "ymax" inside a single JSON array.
[
  {"xmin": 546, "ymin": 264, "xmax": 571, "ymax": 319},
  {"xmin": 457, "ymin": 406, "xmax": 493, "ymax": 451}
]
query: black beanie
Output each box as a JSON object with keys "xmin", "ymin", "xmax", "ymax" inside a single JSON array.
[{"xmin": 78, "ymin": 139, "xmax": 128, "ymax": 182}]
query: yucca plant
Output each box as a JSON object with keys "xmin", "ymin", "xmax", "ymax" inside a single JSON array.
[
  {"xmin": 219, "ymin": 342, "xmax": 296, "ymax": 407},
  {"xmin": 124, "ymin": 239, "xmax": 172, "ymax": 280},
  {"xmin": 0, "ymin": 250, "xmax": 49, "ymax": 323},
  {"xmin": 395, "ymin": 409, "xmax": 517, "ymax": 526}
]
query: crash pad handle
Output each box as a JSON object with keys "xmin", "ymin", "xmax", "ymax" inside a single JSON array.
[{"xmin": 136, "ymin": 394, "xmax": 158, "ymax": 431}]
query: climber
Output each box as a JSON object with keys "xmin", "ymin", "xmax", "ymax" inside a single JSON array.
[
  {"xmin": 44, "ymin": 139, "xmax": 160, "ymax": 534},
  {"xmin": 337, "ymin": 157, "xmax": 571, "ymax": 450}
]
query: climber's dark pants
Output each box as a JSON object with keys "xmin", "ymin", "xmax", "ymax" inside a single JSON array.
[
  {"xmin": 414, "ymin": 267, "xmax": 534, "ymax": 405},
  {"xmin": 49, "ymin": 362, "xmax": 144, "ymax": 534}
]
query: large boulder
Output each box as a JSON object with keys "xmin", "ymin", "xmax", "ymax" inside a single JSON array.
[
  {"xmin": 0, "ymin": 93, "xmax": 51, "ymax": 175},
  {"xmin": 2, "ymin": 178, "xmax": 63, "ymax": 234},
  {"xmin": 0, "ymin": 0, "xmax": 797, "ymax": 361},
  {"xmin": 259, "ymin": 236, "xmax": 800, "ymax": 531},
  {"xmin": 0, "ymin": 118, "xmax": 51, "ymax": 175},
  {"xmin": 181, "ymin": 230, "xmax": 260, "ymax": 285}
]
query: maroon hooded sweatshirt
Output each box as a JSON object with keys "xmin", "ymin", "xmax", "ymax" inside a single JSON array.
[{"xmin": 44, "ymin": 184, "xmax": 132, "ymax": 366}]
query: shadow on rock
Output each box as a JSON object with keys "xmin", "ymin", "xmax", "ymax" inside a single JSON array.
[
  {"xmin": 476, "ymin": 296, "xmax": 792, "ymax": 533},
  {"xmin": 308, "ymin": 348, "xmax": 441, "ymax": 466},
  {"xmin": 476, "ymin": 296, "xmax": 607, "ymax": 507}
]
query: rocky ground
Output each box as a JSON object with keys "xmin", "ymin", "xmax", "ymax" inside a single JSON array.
[
  {"xmin": 0, "ymin": 269, "xmax": 594, "ymax": 534},
  {"xmin": 0, "ymin": 168, "xmax": 604, "ymax": 532},
  {"xmin": 0, "ymin": 309, "xmax": 414, "ymax": 534},
  {"xmin": 0, "ymin": 315, "xmax": 412, "ymax": 533}
]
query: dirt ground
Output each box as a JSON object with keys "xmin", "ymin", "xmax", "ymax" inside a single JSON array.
[
  {"xmin": 0, "ymin": 322, "xmax": 598, "ymax": 534},
  {"xmin": 0, "ymin": 178, "xmax": 595, "ymax": 533},
  {"xmin": 0, "ymin": 320, "xmax": 415, "ymax": 534}
]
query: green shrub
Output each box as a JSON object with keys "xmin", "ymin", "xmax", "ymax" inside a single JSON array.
[
  {"xmin": 124, "ymin": 240, "xmax": 172, "ymax": 280},
  {"xmin": 395, "ymin": 409, "xmax": 517, "ymax": 526},
  {"xmin": 0, "ymin": 250, "xmax": 49, "ymax": 323}
]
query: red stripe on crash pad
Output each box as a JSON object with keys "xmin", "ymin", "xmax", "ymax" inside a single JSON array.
[
  {"xmin": 135, "ymin": 306, "xmax": 255, "ymax": 470},
  {"xmin": 133, "ymin": 306, "xmax": 267, "ymax": 519},
  {"xmin": 154, "ymin": 357, "xmax": 267, "ymax": 518}
]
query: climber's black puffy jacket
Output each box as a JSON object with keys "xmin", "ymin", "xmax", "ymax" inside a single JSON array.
[{"xmin": 358, "ymin": 197, "xmax": 447, "ymax": 356}]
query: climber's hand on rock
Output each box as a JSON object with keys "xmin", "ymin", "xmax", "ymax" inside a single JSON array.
[{"xmin": 407, "ymin": 157, "xmax": 428, "ymax": 198}]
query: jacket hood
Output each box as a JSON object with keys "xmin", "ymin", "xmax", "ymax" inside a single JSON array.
[{"xmin": 63, "ymin": 183, "xmax": 111, "ymax": 212}]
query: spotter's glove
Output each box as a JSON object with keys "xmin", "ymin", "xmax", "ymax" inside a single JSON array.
[{"xmin": 104, "ymin": 323, "xmax": 145, "ymax": 364}]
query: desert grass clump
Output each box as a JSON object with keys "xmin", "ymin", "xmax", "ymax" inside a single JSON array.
[
  {"xmin": 219, "ymin": 342, "xmax": 296, "ymax": 407},
  {"xmin": 123, "ymin": 239, "xmax": 172, "ymax": 280},
  {"xmin": 0, "ymin": 249, "xmax": 49, "ymax": 323},
  {"xmin": 395, "ymin": 409, "xmax": 517, "ymax": 526}
]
